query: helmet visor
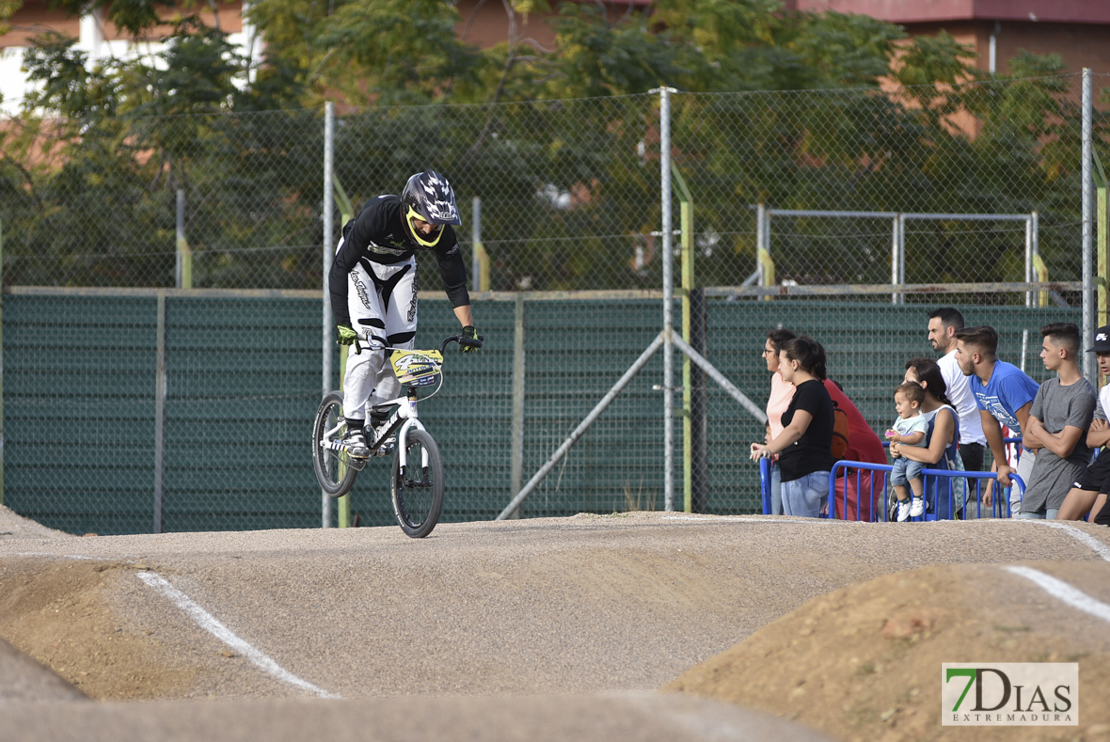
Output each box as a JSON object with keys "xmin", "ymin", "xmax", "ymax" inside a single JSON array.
[{"xmin": 406, "ymin": 205, "xmax": 445, "ymax": 247}]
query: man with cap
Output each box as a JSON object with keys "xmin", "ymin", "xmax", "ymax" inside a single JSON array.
[{"xmin": 1056, "ymin": 323, "xmax": 1110, "ymax": 522}]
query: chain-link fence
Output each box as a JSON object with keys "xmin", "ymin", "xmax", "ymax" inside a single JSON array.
[
  {"xmin": 1, "ymin": 72, "xmax": 1104, "ymax": 531},
  {"xmin": 1, "ymin": 74, "xmax": 1101, "ymax": 292}
]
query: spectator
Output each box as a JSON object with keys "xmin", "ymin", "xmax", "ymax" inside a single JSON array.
[
  {"xmin": 750, "ymin": 337, "xmax": 834, "ymax": 518},
  {"xmin": 1018, "ymin": 323, "xmax": 1095, "ymax": 519},
  {"xmin": 898, "ymin": 359, "xmax": 964, "ymax": 520},
  {"xmin": 886, "ymin": 382, "xmax": 929, "ymax": 521},
  {"xmin": 928, "ymin": 308, "xmax": 987, "ymax": 474},
  {"xmin": 1095, "ymin": 500, "xmax": 1110, "ymax": 526},
  {"xmin": 955, "ymin": 325, "xmax": 1039, "ymax": 514},
  {"xmin": 1052, "ymin": 325, "xmax": 1110, "ymax": 522},
  {"xmin": 824, "ymin": 379, "xmax": 887, "ymax": 521},
  {"xmin": 762, "ymin": 328, "xmax": 798, "ymax": 515}
]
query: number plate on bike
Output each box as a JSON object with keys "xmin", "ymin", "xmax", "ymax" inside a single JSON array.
[{"xmin": 391, "ymin": 350, "xmax": 443, "ymax": 386}]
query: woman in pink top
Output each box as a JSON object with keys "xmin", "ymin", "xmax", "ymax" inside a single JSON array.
[{"xmin": 764, "ymin": 329, "xmax": 797, "ymax": 515}]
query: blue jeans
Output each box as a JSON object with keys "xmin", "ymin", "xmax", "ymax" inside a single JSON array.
[
  {"xmin": 771, "ymin": 462, "xmax": 783, "ymax": 516},
  {"xmin": 1016, "ymin": 509, "xmax": 1059, "ymax": 520},
  {"xmin": 782, "ymin": 470, "xmax": 829, "ymax": 518},
  {"xmin": 890, "ymin": 458, "xmax": 923, "ymax": 487}
]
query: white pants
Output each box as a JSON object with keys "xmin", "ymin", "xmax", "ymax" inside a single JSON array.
[{"xmin": 342, "ymin": 256, "xmax": 418, "ymax": 421}]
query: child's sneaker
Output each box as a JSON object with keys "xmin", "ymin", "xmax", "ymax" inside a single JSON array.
[
  {"xmin": 896, "ymin": 500, "xmax": 911, "ymax": 522},
  {"xmin": 909, "ymin": 497, "xmax": 924, "ymax": 517}
]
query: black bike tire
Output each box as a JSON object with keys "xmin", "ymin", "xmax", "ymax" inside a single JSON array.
[
  {"xmin": 312, "ymin": 391, "xmax": 358, "ymax": 498},
  {"xmin": 390, "ymin": 429, "xmax": 445, "ymax": 539}
]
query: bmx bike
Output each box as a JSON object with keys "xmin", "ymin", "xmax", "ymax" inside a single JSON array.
[{"xmin": 312, "ymin": 335, "xmax": 470, "ymax": 538}]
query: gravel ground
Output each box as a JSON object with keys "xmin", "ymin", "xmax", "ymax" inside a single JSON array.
[{"xmin": 1, "ymin": 509, "xmax": 1108, "ymax": 741}]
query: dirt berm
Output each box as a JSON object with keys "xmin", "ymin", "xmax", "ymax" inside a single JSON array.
[{"xmin": 666, "ymin": 562, "xmax": 1110, "ymax": 742}]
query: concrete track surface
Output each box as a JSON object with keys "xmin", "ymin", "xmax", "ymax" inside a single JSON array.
[{"xmin": 2, "ymin": 509, "xmax": 1110, "ymax": 741}]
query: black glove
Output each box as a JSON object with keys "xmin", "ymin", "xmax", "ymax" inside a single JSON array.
[{"xmin": 460, "ymin": 325, "xmax": 483, "ymax": 353}]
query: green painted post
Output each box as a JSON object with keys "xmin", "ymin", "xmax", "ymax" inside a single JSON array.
[
  {"xmin": 332, "ymin": 177, "xmax": 354, "ymax": 527},
  {"xmin": 0, "ymin": 215, "xmax": 4, "ymax": 507},
  {"xmin": 176, "ymin": 190, "xmax": 193, "ymax": 289},
  {"xmin": 337, "ymin": 343, "xmax": 351, "ymax": 529},
  {"xmin": 1095, "ymin": 149, "xmax": 1107, "ymax": 331},
  {"xmin": 671, "ymin": 164, "xmax": 695, "ymax": 513},
  {"xmin": 333, "ymin": 175, "xmax": 354, "ymax": 226}
]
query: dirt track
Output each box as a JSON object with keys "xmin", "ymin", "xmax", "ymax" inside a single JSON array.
[{"xmin": 2, "ymin": 508, "xmax": 1109, "ymax": 741}]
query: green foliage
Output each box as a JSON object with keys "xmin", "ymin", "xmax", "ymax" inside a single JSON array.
[
  {"xmin": 3, "ymin": 22, "xmax": 319, "ymax": 288},
  {"xmin": 0, "ymin": 0, "xmax": 21, "ymax": 38},
  {"xmin": 1, "ymin": 0, "xmax": 1101, "ymax": 293},
  {"xmin": 247, "ymin": 0, "xmax": 483, "ymax": 106}
]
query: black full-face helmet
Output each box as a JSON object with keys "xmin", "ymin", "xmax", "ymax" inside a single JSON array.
[{"xmin": 400, "ymin": 170, "xmax": 462, "ymax": 248}]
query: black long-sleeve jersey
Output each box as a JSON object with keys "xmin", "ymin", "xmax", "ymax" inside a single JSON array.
[{"xmin": 329, "ymin": 194, "xmax": 470, "ymax": 328}]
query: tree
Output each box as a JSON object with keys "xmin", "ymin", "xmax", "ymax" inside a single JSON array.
[{"xmin": 3, "ymin": 0, "xmax": 1100, "ymax": 292}]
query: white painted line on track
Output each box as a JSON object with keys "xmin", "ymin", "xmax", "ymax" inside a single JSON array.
[
  {"xmin": 1003, "ymin": 565, "xmax": 1110, "ymax": 625},
  {"xmin": 136, "ymin": 571, "xmax": 340, "ymax": 699},
  {"xmin": 4, "ymin": 552, "xmax": 95, "ymax": 560},
  {"xmin": 663, "ymin": 515, "xmax": 826, "ymax": 524},
  {"xmin": 1019, "ymin": 520, "xmax": 1110, "ymax": 562}
]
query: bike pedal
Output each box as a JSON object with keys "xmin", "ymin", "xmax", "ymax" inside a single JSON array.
[
  {"xmin": 371, "ymin": 442, "xmax": 396, "ymax": 458},
  {"xmin": 347, "ymin": 457, "xmax": 368, "ymax": 471}
]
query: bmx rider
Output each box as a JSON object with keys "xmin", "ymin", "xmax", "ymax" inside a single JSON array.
[{"xmin": 329, "ymin": 170, "xmax": 481, "ymax": 458}]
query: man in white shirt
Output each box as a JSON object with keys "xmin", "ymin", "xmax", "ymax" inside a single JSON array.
[{"xmin": 928, "ymin": 308, "xmax": 988, "ymax": 486}]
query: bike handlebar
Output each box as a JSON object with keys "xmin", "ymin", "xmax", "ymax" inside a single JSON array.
[
  {"xmin": 352, "ymin": 335, "xmax": 482, "ymax": 356},
  {"xmin": 441, "ymin": 334, "xmax": 484, "ymax": 353}
]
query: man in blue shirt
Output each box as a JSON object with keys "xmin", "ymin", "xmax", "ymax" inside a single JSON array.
[{"xmin": 955, "ymin": 325, "xmax": 1040, "ymax": 514}]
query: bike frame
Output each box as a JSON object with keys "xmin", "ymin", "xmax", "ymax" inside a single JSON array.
[
  {"xmin": 370, "ymin": 394, "xmax": 428, "ymax": 472},
  {"xmin": 323, "ymin": 336, "xmax": 466, "ymax": 469}
]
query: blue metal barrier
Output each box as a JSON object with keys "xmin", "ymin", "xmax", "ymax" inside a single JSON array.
[
  {"xmin": 824, "ymin": 461, "xmax": 1024, "ymax": 521},
  {"xmin": 757, "ymin": 439, "xmax": 1028, "ymax": 520},
  {"xmin": 759, "ymin": 457, "xmax": 773, "ymax": 515},
  {"xmin": 828, "ymin": 461, "xmax": 892, "ymax": 521}
]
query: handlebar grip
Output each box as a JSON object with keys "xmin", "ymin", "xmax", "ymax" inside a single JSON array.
[{"xmin": 440, "ymin": 334, "xmax": 485, "ymax": 353}]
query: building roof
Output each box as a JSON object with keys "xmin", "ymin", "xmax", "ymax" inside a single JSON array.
[{"xmin": 787, "ymin": 0, "xmax": 1110, "ymax": 25}]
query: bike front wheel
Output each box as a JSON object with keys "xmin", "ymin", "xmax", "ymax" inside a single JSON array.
[
  {"xmin": 391, "ymin": 429, "xmax": 445, "ymax": 538},
  {"xmin": 312, "ymin": 391, "xmax": 358, "ymax": 498}
]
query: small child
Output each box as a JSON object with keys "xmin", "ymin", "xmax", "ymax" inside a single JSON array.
[{"xmin": 886, "ymin": 382, "xmax": 929, "ymax": 522}]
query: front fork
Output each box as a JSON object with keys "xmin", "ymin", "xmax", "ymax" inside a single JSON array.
[{"xmin": 394, "ymin": 390, "xmax": 429, "ymax": 475}]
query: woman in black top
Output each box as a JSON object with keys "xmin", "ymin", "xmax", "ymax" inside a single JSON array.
[{"xmin": 750, "ymin": 337, "xmax": 835, "ymax": 517}]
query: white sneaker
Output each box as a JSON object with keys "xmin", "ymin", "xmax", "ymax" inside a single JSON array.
[
  {"xmin": 909, "ymin": 497, "xmax": 924, "ymax": 517},
  {"xmin": 896, "ymin": 500, "xmax": 911, "ymax": 522},
  {"xmin": 342, "ymin": 428, "xmax": 370, "ymax": 459}
]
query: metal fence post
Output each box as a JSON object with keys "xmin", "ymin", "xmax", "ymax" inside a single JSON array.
[
  {"xmin": 659, "ymin": 86, "xmax": 676, "ymax": 512},
  {"xmin": 472, "ymin": 197, "xmax": 482, "ymax": 291},
  {"xmin": 1095, "ymin": 153, "xmax": 1108, "ymax": 331},
  {"xmin": 891, "ymin": 215, "xmax": 900, "ymax": 304},
  {"xmin": 1083, "ymin": 68, "xmax": 1094, "ymax": 384},
  {"xmin": 322, "ymin": 101, "xmax": 335, "ymax": 528},
  {"xmin": 509, "ymin": 292, "xmax": 526, "ymax": 518},
  {"xmin": 153, "ymin": 291, "xmax": 166, "ymax": 533},
  {"xmin": 1024, "ymin": 214, "xmax": 1033, "ymax": 307},
  {"xmin": 898, "ymin": 213, "xmax": 906, "ymax": 303},
  {"xmin": 756, "ymin": 203, "xmax": 765, "ymax": 288}
]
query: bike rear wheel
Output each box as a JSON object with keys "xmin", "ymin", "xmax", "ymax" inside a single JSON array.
[
  {"xmin": 391, "ymin": 429, "xmax": 445, "ymax": 538},
  {"xmin": 312, "ymin": 391, "xmax": 359, "ymax": 498}
]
